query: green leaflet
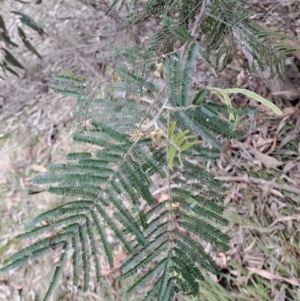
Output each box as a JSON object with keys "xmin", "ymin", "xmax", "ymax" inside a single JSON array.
[
  {"xmin": 222, "ymin": 88, "xmax": 282, "ymax": 115},
  {"xmin": 0, "ymin": 14, "xmax": 18, "ymax": 48},
  {"xmin": 0, "ymin": 15, "xmax": 8, "ymax": 35},
  {"xmin": 167, "ymin": 121, "xmax": 201, "ymax": 170},
  {"xmin": 18, "ymin": 27, "xmax": 41, "ymax": 59},
  {"xmin": 210, "ymin": 87, "xmax": 282, "ymax": 136},
  {"xmin": 11, "ymin": 11, "xmax": 43, "ymax": 35},
  {"xmin": 2, "ymin": 48, "xmax": 24, "ymax": 69},
  {"xmin": 192, "ymin": 88, "xmax": 210, "ymax": 105}
]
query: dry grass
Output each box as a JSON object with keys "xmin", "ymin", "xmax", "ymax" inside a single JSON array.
[{"xmin": 1, "ymin": 0, "xmax": 300, "ymax": 300}]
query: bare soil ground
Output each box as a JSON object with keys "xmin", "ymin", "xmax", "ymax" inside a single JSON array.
[{"xmin": 0, "ymin": 1, "xmax": 300, "ymax": 301}]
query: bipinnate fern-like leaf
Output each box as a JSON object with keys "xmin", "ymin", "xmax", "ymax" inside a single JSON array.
[
  {"xmin": 1, "ymin": 44, "xmax": 249, "ymax": 300},
  {"xmin": 1, "ymin": 0, "xmax": 293, "ymax": 299}
]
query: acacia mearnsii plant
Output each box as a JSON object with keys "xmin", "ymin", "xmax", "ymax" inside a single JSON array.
[{"xmin": 1, "ymin": 0, "xmax": 294, "ymax": 300}]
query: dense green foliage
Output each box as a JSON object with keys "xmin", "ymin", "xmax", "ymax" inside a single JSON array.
[{"xmin": 0, "ymin": 0, "xmax": 294, "ymax": 300}]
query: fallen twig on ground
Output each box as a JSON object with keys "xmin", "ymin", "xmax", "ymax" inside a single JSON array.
[{"xmin": 217, "ymin": 175, "xmax": 300, "ymax": 195}]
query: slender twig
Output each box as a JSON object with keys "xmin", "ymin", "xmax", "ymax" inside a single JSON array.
[
  {"xmin": 152, "ymin": 184, "xmax": 180, "ymax": 196},
  {"xmin": 144, "ymin": 94, "xmax": 168, "ymax": 131},
  {"xmin": 135, "ymin": 47, "xmax": 183, "ymax": 65},
  {"xmin": 217, "ymin": 175, "xmax": 300, "ymax": 195},
  {"xmin": 191, "ymin": 0, "xmax": 208, "ymax": 37},
  {"xmin": 181, "ymin": 0, "xmax": 208, "ymax": 61},
  {"xmin": 268, "ymin": 214, "xmax": 300, "ymax": 228},
  {"xmin": 166, "ymin": 110, "xmax": 173, "ymax": 250},
  {"xmin": 262, "ymin": 0, "xmax": 287, "ymax": 21}
]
